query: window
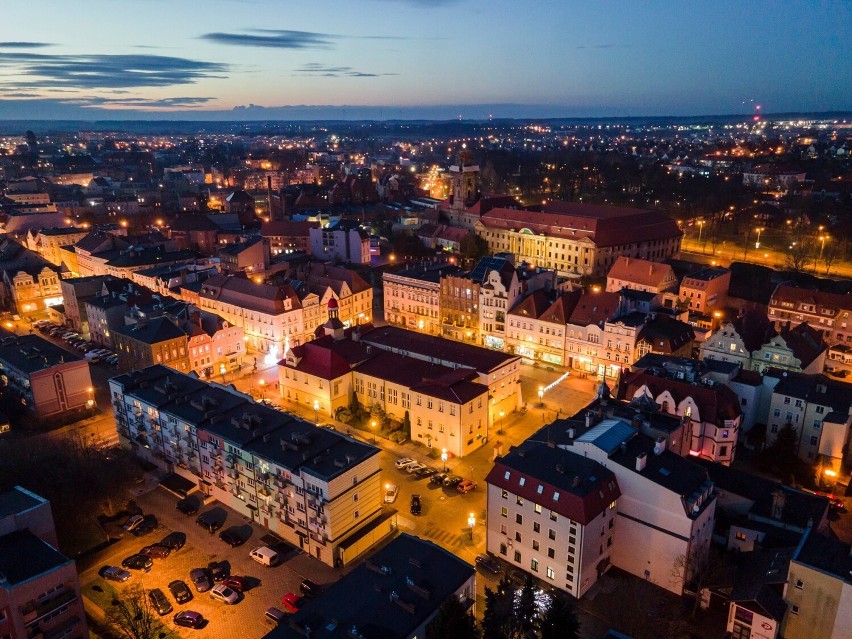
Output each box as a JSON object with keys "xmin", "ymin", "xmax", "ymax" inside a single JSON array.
[
  {"xmin": 534, "ymin": 503, "xmax": 542, "ymax": 514},
  {"xmin": 547, "ymin": 547, "xmax": 555, "ymax": 558},
  {"xmin": 810, "ymin": 436, "xmax": 818, "ymax": 446},
  {"xmin": 500, "ymin": 543, "xmax": 507, "ymax": 556},
  {"xmin": 501, "ymin": 490, "xmax": 508, "ymax": 499},
  {"xmin": 550, "ymin": 511, "xmax": 557, "ymax": 521},
  {"xmin": 516, "ymin": 514, "xmax": 523, "ymax": 525},
  {"xmin": 546, "ymin": 567, "xmax": 555, "ymax": 580},
  {"xmin": 735, "ymin": 531, "xmax": 747, "ymax": 541},
  {"xmin": 533, "ymin": 522, "xmax": 541, "ymax": 533},
  {"xmin": 515, "ymin": 532, "xmax": 522, "ymax": 542},
  {"xmin": 548, "ymin": 529, "xmax": 556, "ymax": 540},
  {"xmin": 516, "ymin": 496, "xmax": 524, "ymax": 506},
  {"xmin": 501, "ymin": 507, "xmax": 508, "ymax": 518},
  {"xmin": 532, "ymin": 540, "xmax": 539, "ymax": 551},
  {"xmin": 531, "ymin": 559, "xmax": 539, "ymax": 572},
  {"xmin": 795, "ymin": 579, "xmax": 804, "ymax": 589},
  {"xmin": 791, "ymin": 605, "xmax": 799, "ymax": 615},
  {"xmin": 514, "ymin": 551, "xmax": 521, "ymax": 563}
]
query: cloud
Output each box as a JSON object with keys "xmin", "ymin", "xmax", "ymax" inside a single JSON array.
[
  {"xmin": 201, "ymin": 30, "xmax": 335, "ymax": 49},
  {"xmin": 294, "ymin": 63, "xmax": 397, "ymax": 78},
  {"xmin": 74, "ymin": 95, "xmax": 216, "ymax": 109},
  {"xmin": 0, "ymin": 53, "xmax": 227, "ymax": 90},
  {"xmin": 0, "ymin": 42, "xmax": 52, "ymax": 49}
]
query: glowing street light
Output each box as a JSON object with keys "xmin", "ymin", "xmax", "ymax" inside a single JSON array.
[
  {"xmin": 754, "ymin": 227, "xmax": 763, "ymax": 249},
  {"xmin": 468, "ymin": 512, "xmax": 476, "ymax": 540},
  {"xmin": 371, "ymin": 419, "xmax": 377, "ymax": 444},
  {"xmin": 313, "ymin": 400, "xmax": 320, "ymax": 423},
  {"xmin": 498, "ymin": 410, "xmax": 505, "ymax": 435},
  {"xmin": 258, "ymin": 379, "xmax": 266, "ymax": 399},
  {"xmin": 819, "ymin": 235, "xmax": 829, "ymax": 260},
  {"xmin": 441, "ymin": 448, "xmax": 448, "ymax": 473},
  {"xmin": 538, "ymin": 386, "xmax": 544, "ymax": 407}
]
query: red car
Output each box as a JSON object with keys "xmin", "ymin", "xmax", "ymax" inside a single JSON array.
[
  {"xmin": 222, "ymin": 576, "xmax": 248, "ymax": 592},
  {"xmin": 281, "ymin": 593, "xmax": 301, "ymax": 613},
  {"xmin": 456, "ymin": 479, "xmax": 477, "ymax": 494}
]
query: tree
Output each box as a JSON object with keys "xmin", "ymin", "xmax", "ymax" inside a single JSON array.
[
  {"xmin": 539, "ymin": 593, "xmax": 580, "ymax": 639},
  {"xmin": 105, "ymin": 585, "xmax": 159, "ymax": 639},
  {"xmin": 821, "ymin": 242, "xmax": 840, "ymax": 275},
  {"xmin": 426, "ymin": 596, "xmax": 480, "ymax": 639},
  {"xmin": 785, "ymin": 239, "xmax": 813, "ymax": 273},
  {"xmin": 401, "ymin": 410, "xmax": 411, "ymax": 439},
  {"xmin": 482, "ymin": 578, "xmax": 516, "ymax": 639},
  {"xmin": 759, "ymin": 422, "xmax": 806, "ymax": 484},
  {"xmin": 513, "ymin": 574, "xmax": 537, "ymax": 638},
  {"xmin": 460, "ymin": 234, "xmax": 489, "ymax": 261}
]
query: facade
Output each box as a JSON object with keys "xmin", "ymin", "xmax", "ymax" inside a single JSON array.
[
  {"xmin": 485, "ymin": 438, "xmax": 620, "ymax": 598},
  {"xmin": 475, "ymin": 202, "xmax": 682, "ymax": 278},
  {"xmin": 606, "ymin": 256, "xmax": 678, "ymax": 294},
  {"xmin": 383, "ymin": 263, "xmax": 460, "ymax": 335},
  {"xmin": 619, "ymin": 369, "xmax": 741, "ymax": 465},
  {"xmin": 217, "ymin": 236, "xmax": 269, "ymax": 275},
  {"xmin": 0, "ymin": 330, "xmax": 93, "ymax": 418},
  {"xmin": 112, "ymin": 316, "xmax": 191, "ymax": 373},
  {"xmin": 6, "ymin": 265, "xmax": 63, "ymax": 315},
  {"xmin": 110, "ymin": 365, "xmax": 389, "ymax": 567},
  {"xmin": 782, "ymin": 529, "xmax": 852, "ymax": 639},
  {"xmin": 178, "ymin": 310, "xmax": 244, "ymax": 379},
  {"xmin": 439, "ymin": 272, "xmax": 480, "ymax": 343},
  {"xmin": 309, "ymin": 222, "xmax": 370, "ymax": 264},
  {"xmin": 267, "ymin": 534, "xmax": 476, "ymax": 639},
  {"xmin": 25, "ymin": 227, "xmax": 89, "ymax": 266},
  {"xmin": 260, "ymin": 220, "xmax": 316, "ymax": 256},
  {"xmin": 506, "ymin": 290, "xmax": 582, "ymax": 366},
  {"xmin": 678, "ymin": 267, "xmax": 731, "ymax": 314},
  {"xmin": 0, "ymin": 487, "xmax": 87, "ymax": 639},
  {"xmin": 768, "ymin": 284, "xmax": 852, "ymax": 347},
  {"xmin": 58, "ymin": 275, "xmax": 112, "ymax": 334}
]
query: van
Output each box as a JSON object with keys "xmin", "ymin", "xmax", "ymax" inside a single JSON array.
[
  {"xmin": 249, "ymin": 546, "xmax": 279, "ymax": 566},
  {"xmin": 264, "ymin": 607, "xmax": 287, "ymax": 627}
]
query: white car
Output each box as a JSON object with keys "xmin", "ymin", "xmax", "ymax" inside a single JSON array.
[
  {"xmin": 210, "ymin": 584, "xmax": 239, "ymax": 605},
  {"xmin": 395, "ymin": 457, "xmax": 416, "ymax": 469},
  {"xmin": 405, "ymin": 462, "xmax": 427, "ymax": 474},
  {"xmin": 384, "ymin": 484, "xmax": 399, "ymax": 503}
]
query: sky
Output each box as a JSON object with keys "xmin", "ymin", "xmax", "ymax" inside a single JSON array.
[{"xmin": 0, "ymin": 0, "xmax": 849, "ymax": 120}]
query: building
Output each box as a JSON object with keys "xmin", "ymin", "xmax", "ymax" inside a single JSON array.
[
  {"xmin": 260, "ymin": 220, "xmax": 317, "ymax": 256},
  {"xmin": 0, "ymin": 330, "xmax": 93, "ymax": 418},
  {"xmin": 485, "ymin": 437, "xmax": 621, "ymax": 598},
  {"xmin": 618, "ymin": 368, "xmax": 741, "ymax": 465},
  {"xmin": 440, "ymin": 271, "xmax": 481, "ymax": 343},
  {"xmin": 290, "ymin": 263, "xmax": 373, "ymax": 332},
  {"xmin": 606, "ymin": 256, "xmax": 678, "ymax": 294},
  {"xmin": 58, "ymin": 275, "xmax": 113, "ymax": 334},
  {"xmin": 0, "ymin": 239, "xmax": 63, "ymax": 314},
  {"xmin": 25, "ymin": 227, "xmax": 89, "ymax": 266},
  {"xmin": 506, "ymin": 290, "xmax": 582, "ymax": 366},
  {"xmin": 475, "ymin": 202, "xmax": 682, "ymax": 278},
  {"xmin": 265, "ymin": 534, "xmax": 475, "ymax": 639},
  {"xmin": 764, "ymin": 370, "xmax": 852, "ymax": 465},
  {"xmin": 217, "ymin": 236, "xmax": 269, "ymax": 275},
  {"xmin": 383, "ymin": 263, "xmax": 462, "ymax": 335},
  {"xmin": 112, "ymin": 316, "xmax": 191, "ymax": 373},
  {"xmin": 309, "ymin": 221, "xmax": 370, "ymax": 264},
  {"xmin": 768, "ymin": 284, "xmax": 852, "ymax": 347},
  {"xmin": 538, "ymin": 407, "xmax": 716, "ymax": 596},
  {"xmin": 109, "ymin": 365, "xmax": 390, "ymax": 567},
  {"xmin": 0, "ymin": 487, "xmax": 87, "ymax": 639},
  {"xmin": 678, "ymin": 267, "xmax": 731, "ymax": 314},
  {"xmin": 176, "ymin": 309, "xmax": 244, "ymax": 379}
]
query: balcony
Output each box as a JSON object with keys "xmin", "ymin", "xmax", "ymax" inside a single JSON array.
[{"xmin": 21, "ymin": 588, "xmax": 77, "ymax": 625}]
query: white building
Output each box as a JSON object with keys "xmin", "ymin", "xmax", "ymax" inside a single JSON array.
[{"xmin": 309, "ymin": 222, "xmax": 370, "ymax": 264}]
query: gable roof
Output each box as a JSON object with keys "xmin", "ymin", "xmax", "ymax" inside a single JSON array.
[
  {"xmin": 607, "ymin": 256, "xmax": 675, "ymax": 288},
  {"xmin": 620, "ymin": 369, "xmax": 742, "ymax": 423},
  {"xmin": 568, "ymin": 289, "xmax": 621, "ymax": 326}
]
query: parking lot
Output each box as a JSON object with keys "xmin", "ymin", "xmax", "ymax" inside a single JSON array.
[{"xmin": 80, "ymin": 487, "xmax": 340, "ymax": 639}]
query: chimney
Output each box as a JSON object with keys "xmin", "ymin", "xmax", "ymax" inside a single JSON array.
[
  {"xmin": 653, "ymin": 437, "xmax": 666, "ymax": 455},
  {"xmin": 567, "ymin": 427, "xmax": 575, "ymax": 439},
  {"xmin": 585, "ymin": 411, "xmax": 592, "ymax": 429},
  {"xmin": 635, "ymin": 452, "xmax": 647, "ymax": 472},
  {"xmin": 572, "ymin": 476, "xmax": 580, "ymax": 488},
  {"xmin": 770, "ymin": 488, "xmax": 786, "ymax": 520}
]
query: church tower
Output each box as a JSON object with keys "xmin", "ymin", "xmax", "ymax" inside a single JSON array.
[{"xmin": 447, "ymin": 147, "xmax": 479, "ymax": 229}]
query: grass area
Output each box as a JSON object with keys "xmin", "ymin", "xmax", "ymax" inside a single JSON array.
[{"xmin": 82, "ymin": 580, "xmax": 180, "ymax": 639}]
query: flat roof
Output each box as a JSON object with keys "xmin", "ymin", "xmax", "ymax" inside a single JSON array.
[
  {"xmin": 0, "ymin": 530, "xmax": 71, "ymax": 585},
  {"xmin": 0, "ymin": 330, "xmax": 83, "ymax": 374},
  {"xmin": 0, "ymin": 486, "xmax": 45, "ymax": 518}
]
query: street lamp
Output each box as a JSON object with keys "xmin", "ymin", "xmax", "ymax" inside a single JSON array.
[
  {"xmin": 697, "ymin": 220, "xmax": 705, "ymax": 251},
  {"xmin": 498, "ymin": 410, "xmax": 505, "ymax": 435},
  {"xmin": 468, "ymin": 512, "xmax": 476, "ymax": 540},
  {"xmin": 258, "ymin": 379, "xmax": 266, "ymax": 400},
  {"xmin": 538, "ymin": 386, "xmax": 544, "ymax": 407},
  {"xmin": 220, "ymin": 363, "xmax": 227, "ymax": 382},
  {"xmin": 441, "ymin": 449, "xmax": 448, "ymax": 473},
  {"xmin": 86, "ymin": 386, "xmax": 95, "ymax": 416},
  {"xmin": 313, "ymin": 400, "xmax": 319, "ymax": 424},
  {"xmin": 754, "ymin": 227, "xmax": 763, "ymax": 249},
  {"xmin": 371, "ymin": 420, "xmax": 377, "ymax": 444},
  {"xmin": 819, "ymin": 235, "xmax": 829, "ymax": 261}
]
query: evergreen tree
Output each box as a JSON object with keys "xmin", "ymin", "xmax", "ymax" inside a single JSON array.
[
  {"xmin": 513, "ymin": 574, "xmax": 537, "ymax": 638},
  {"xmin": 540, "ymin": 593, "xmax": 580, "ymax": 639},
  {"xmin": 482, "ymin": 579, "xmax": 516, "ymax": 639},
  {"xmin": 426, "ymin": 596, "xmax": 480, "ymax": 639}
]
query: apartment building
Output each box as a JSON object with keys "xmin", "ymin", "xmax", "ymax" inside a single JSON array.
[
  {"xmin": 112, "ymin": 317, "xmax": 191, "ymax": 373},
  {"xmin": 618, "ymin": 369, "xmax": 741, "ymax": 465},
  {"xmin": 109, "ymin": 365, "xmax": 388, "ymax": 567},
  {"xmin": 58, "ymin": 275, "xmax": 113, "ymax": 335},
  {"xmin": 383, "ymin": 263, "xmax": 462, "ymax": 335},
  {"xmin": 0, "ymin": 330, "xmax": 93, "ymax": 419},
  {"xmin": 475, "ymin": 202, "xmax": 682, "ymax": 277},
  {"xmin": 782, "ymin": 529, "xmax": 852, "ymax": 639},
  {"xmin": 440, "ymin": 271, "xmax": 481, "ymax": 343},
  {"xmin": 678, "ymin": 267, "xmax": 731, "ymax": 314},
  {"xmin": 0, "ymin": 487, "xmax": 87, "ymax": 639},
  {"xmin": 548, "ymin": 413, "xmax": 716, "ymax": 596},
  {"xmin": 260, "ymin": 220, "xmax": 317, "ymax": 256},
  {"xmin": 769, "ymin": 284, "xmax": 852, "ymax": 346},
  {"xmin": 506, "ymin": 290, "xmax": 582, "ymax": 366},
  {"xmin": 292, "ymin": 263, "xmax": 373, "ymax": 331},
  {"xmin": 177, "ymin": 310, "xmax": 244, "ymax": 379},
  {"xmin": 564, "ymin": 288, "xmax": 624, "ymax": 377},
  {"xmin": 485, "ymin": 438, "xmax": 620, "ymax": 598},
  {"xmin": 606, "ymin": 256, "xmax": 678, "ymax": 294},
  {"xmin": 309, "ymin": 221, "xmax": 370, "ymax": 264},
  {"xmin": 764, "ymin": 371, "xmax": 852, "ymax": 465},
  {"xmin": 217, "ymin": 236, "xmax": 269, "ymax": 275},
  {"xmin": 25, "ymin": 227, "xmax": 89, "ymax": 266}
]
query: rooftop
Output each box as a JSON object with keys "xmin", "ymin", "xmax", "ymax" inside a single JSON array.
[
  {"xmin": 0, "ymin": 330, "xmax": 83, "ymax": 374},
  {"xmin": 0, "ymin": 529, "xmax": 71, "ymax": 585},
  {"xmin": 0, "ymin": 486, "xmax": 46, "ymax": 519},
  {"xmin": 794, "ymin": 528, "xmax": 852, "ymax": 584}
]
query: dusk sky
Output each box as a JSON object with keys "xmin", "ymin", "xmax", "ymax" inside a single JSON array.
[{"xmin": 0, "ymin": 0, "xmax": 849, "ymax": 120}]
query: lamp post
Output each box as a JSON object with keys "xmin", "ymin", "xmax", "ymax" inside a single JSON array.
[
  {"xmin": 313, "ymin": 400, "xmax": 319, "ymax": 424},
  {"xmin": 371, "ymin": 420, "xmax": 377, "ymax": 444},
  {"xmin": 754, "ymin": 227, "xmax": 763, "ymax": 249},
  {"xmin": 538, "ymin": 386, "xmax": 544, "ymax": 407},
  {"xmin": 220, "ymin": 363, "xmax": 227, "ymax": 382},
  {"xmin": 498, "ymin": 410, "xmax": 505, "ymax": 435},
  {"xmin": 819, "ymin": 235, "xmax": 829, "ymax": 261},
  {"xmin": 86, "ymin": 386, "xmax": 95, "ymax": 417},
  {"xmin": 468, "ymin": 512, "xmax": 476, "ymax": 540},
  {"xmin": 441, "ymin": 449, "xmax": 448, "ymax": 473},
  {"xmin": 258, "ymin": 379, "xmax": 265, "ymax": 400},
  {"xmin": 697, "ymin": 220, "xmax": 705, "ymax": 252}
]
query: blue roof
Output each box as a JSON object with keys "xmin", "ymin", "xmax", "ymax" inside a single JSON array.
[{"xmin": 575, "ymin": 418, "xmax": 636, "ymax": 454}]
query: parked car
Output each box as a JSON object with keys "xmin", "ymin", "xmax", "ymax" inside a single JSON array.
[
  {"xmin": 98, "ymin": 565, "xmax": 131, "ymax": 582},
  {"xmin": 410, "ymin": 494, "xmax": 422, "ymax": 516},
  {"xmin": 139, "ymin": 544, "xmax": 171, "ymax": 559},
  {"xmin": 149, "ymin": 588, "xmax": 173, "ymax": 616},
  {"xmin": 414, "ymin": 466, "xmax": 438, "ymax": 479},
  {"xmin": 173, "ymin": 611, "xmax": 204, "ymax": 629},
  {"xmin": 218, "ymin": 528, "xmax": 245, "ymax": 547},
  {"xmin": 176, "ymin": 498, "xmax": 198, "ymax": 516},
  {"xmin": 158, "ymin": 532, "xmax": 186, "ymax": 550},
  {"xmin": 196, "ymin": 511, "xmax": 223, "ymax": 533},
  {"xmin": 121, "ymin": 514, "xmax": 144, "ymax": 532},
  {"xmin": 280, "ymin": 593, "xmax": 301, "ymax": 613},
  {"xmin": 405, "ymin": 462, "xmax": 427, "ymax": 474},
  {"xmin": 189, "ymin": 568, "xmax": 213, "ymax": 593},
  {"xmin": 430, "ymin": 472, "xmax": 449, "ymax": 486},
  {"xmin": 222, "ymin": 576, "xmax": 248, "ymax": 592},
  {"xmin": 442, "ymin": 475, "xmax": 463, "ymax": 489},
  {"xmin": 395, "ymin": 457, "xmax": 416, "ymax": 469},
  {"xmin": 208, "ymin": 560, "xmax": 228, "ymax": 582},
  {"xmin": 264, "ymin": 607, "xmax": 287, "ymax": 627},
  {"xmin": 456, "ymin": 479, "xmax": 477, "ymax": 494},
  {"xmin": 121, "ymin": 554, "xmax": 153, "ymax": 572},
  {"xmin": 299, "ymin": 579, "xmax": 321, "ymax": 598},
  {"xmin": 384, "ymin": 483, "xmax": 399, "ymax": 503},
  {"xmin": 210, "ymin": 584, "xmax": 239, "ymax": 605},
  {"xmin": 475, "ymin": 554, "xmax": 502, "ymax": 574},
  {"xmin": 168, "ymin": 580, "xmax": 194, "ymax": 604},
  {"xmin": 131, "ymin": 514, "xmax": 158, "ymax": 536}
]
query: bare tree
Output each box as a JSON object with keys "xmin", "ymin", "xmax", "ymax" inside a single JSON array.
[
  {"xmin": 785, "ymin": 239, "xmax": 813, "ymax": 273},
  {"xmin": 822, "ymin": 243, "xmax": 840, "ymax": 276},
  {"xmin": 105, "ymin": 585, "xmax": 159, "ymax": 639}
]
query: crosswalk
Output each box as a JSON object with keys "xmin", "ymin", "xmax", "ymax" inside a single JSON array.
[{"xmin": 421, "ymin": 522, "xmax": 466, "ymax": 549}]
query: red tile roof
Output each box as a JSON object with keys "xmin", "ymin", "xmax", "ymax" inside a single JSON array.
[
  {"xmin": 606, "ymin": 256, "xmax": 675, "ymax": 288},
  {"xmin": 568, "ymin": 289, "xmax": 621, "ymax": 326},
  {"xmin": 619, "ymin": 370, "xmax": 742, "ymax": 424}
]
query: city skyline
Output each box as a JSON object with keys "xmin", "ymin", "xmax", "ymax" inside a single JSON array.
[{"xmin": 1, "ymin": 0, "xmax": 850, "ymax": 120}]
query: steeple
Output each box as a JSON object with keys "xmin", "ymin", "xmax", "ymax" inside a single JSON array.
[{"xmin": 323, "ymin": 297, "xmax": 345, "ymax": 340}]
